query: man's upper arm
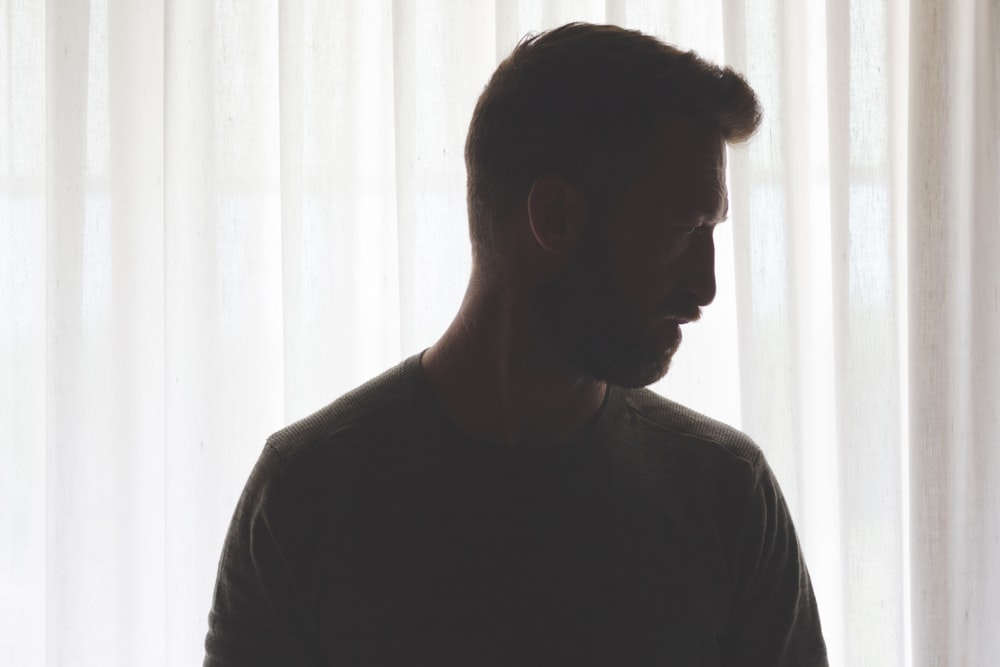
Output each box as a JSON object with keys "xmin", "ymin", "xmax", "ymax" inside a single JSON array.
[
  {"xmin": 722, "ymin": 452, "xmax": 829, "ymax": 666},
  {"xmin": 204, "ymin": 447, "xmax": 318, "ymax": 666}
]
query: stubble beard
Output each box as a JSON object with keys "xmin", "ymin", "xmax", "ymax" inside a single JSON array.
[{"xmin": 534, "ymin": 227, "xmax": 680, "ymax": 389}]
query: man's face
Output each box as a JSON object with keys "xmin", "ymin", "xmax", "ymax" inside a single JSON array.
[{"xmin": 536, "ymin": 116, "xmax": 728, "ymax": 388}]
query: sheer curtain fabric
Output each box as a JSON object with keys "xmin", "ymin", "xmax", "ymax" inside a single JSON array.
[{"xmin": 1, "ymin": 1, "xmax": 998, "ymax": 665}]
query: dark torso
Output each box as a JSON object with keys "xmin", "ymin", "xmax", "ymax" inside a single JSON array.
[{"xmin": 204, "ymin": 355, "xmax": 827, "ymax": 666}]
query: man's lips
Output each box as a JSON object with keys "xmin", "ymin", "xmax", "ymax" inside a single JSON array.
[
  {"xmin": 657, "ymin": 298, "xmax": 703, "ymax": 325},
  {"xmin": 657, "ymin": 309, "xmax": 701, "ymax": 325}
]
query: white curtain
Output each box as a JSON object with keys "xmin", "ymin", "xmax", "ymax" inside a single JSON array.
[{"xmin": 2, "ymin": 1, "xmax": 997, "ymax": 665}]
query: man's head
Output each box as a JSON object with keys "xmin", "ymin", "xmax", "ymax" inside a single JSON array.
[{"xmin": 464, "ymin": 23, "xmax": 761, "ymax": 387}]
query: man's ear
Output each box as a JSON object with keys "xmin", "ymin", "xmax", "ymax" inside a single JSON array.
[{"xmin": 526, "ymin": 174, "xmax": 590, "ymax": 257}]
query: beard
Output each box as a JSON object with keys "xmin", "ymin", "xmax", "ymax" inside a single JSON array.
[{"xmin": 534, "ymin": 224, "xmax": 687, "ymax": 389}]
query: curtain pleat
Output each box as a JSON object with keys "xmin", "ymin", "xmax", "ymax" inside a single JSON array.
[
  {"xmin": 907, "ymin": 1, "xmax": 1000, "ymax": 664},
  {"xmin": 1, "ymin": 1, "xmax": 998, "ymax": 665}
]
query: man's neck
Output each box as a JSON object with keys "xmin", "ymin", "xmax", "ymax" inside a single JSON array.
[{"xmin": 421, "ymin": 281, "xmax": 607, "ymax": 447}]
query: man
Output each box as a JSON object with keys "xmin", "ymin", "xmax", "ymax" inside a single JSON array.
[{"xmin": 205, "ymin": 23, "xmax": 827, "ymax": 666}]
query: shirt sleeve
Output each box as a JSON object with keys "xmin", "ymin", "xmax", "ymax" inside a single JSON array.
[
  {"xmin": 721, "ymin": 450, "xmax": 829, "ymax": 666},
  {"xmin": 204, "ymin": 445, "xmax": 320, "ymax": 666}
]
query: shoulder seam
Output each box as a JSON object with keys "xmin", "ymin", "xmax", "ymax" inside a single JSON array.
[
  {"xmin": 266, "ymin": 389, "xmax": 413, "ymax": 467},
  {"xmin": 623, "ymin": 391, "xmax": 762, "ymax": 467},
  {"xmin": 264, "ymin": 355, "xmax": 422, "ymax": 467}
]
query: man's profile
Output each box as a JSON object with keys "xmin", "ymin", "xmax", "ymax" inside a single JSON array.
[{"xmin": 205, "ymin": 23, "xmax": 827, "ymax": 666}]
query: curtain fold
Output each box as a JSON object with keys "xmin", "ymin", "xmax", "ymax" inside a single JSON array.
[
  {"xmin": 2, "ymin": 1, "xmax": 997, "ymax": 665},
  {"xmin": 907, "ymin": 1, "xmax": 1000, "ymax": 664}
]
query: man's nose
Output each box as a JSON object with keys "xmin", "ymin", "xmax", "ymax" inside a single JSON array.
[{"xmin": 683, "ymin": 234, "xmax": 717, "ymax": 307}]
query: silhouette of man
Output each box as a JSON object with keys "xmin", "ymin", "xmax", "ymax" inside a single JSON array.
[{"xmin": 205, "ymin": 23, "xmax": 828, "ymax": 666}]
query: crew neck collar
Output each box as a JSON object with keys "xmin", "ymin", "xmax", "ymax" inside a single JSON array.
[{"xmin": 408, "ymin": 350, "xmax": 624, "ymax": 454}]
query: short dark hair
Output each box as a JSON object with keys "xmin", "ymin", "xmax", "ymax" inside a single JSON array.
[{"xmin": 465, "ymin": 23, "xmax": 762, "ymax": 268}]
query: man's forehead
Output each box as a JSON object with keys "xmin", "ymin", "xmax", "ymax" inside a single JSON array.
[
  {"xmin": 647, "ymin": 117, "xmax": 725, "ymax": 170},
  {"xmin": 644, "ymin": 127, "xmax": 728, "ymax": 216},
  {"xmin": 661, "ymin": 178, "xmax": 729, "ymax": 220},
  {"xmin": 653, "ymin": 114, "xmax": 726, "ymax": 146}
]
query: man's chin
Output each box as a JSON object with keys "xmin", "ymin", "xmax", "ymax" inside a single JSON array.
[
  {"xmin": 606, "ymin": 355, "xmax": 675, "ymax": 388},
  {"xmin": 580, "ymin": 340, "xmax": 680, "ymax": 389}
]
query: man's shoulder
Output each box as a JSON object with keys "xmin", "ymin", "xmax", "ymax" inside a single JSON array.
[
  {"xmin": 620, "ymin": 386, "xmax": 764, "ymax": 470},
  {"xmin": 264, "ymin": 353, "xmax": 427, "ymax": 469}
]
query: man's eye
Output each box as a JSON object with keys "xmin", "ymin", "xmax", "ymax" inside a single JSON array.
[{"xmin": 666, "ymin": 221, "xmax": 706, "ymax": 236}]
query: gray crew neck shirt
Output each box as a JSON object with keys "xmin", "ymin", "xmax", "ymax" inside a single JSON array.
[{"xmin": 204, "ymin": 353, "xmax": 828, "ymax": 666}]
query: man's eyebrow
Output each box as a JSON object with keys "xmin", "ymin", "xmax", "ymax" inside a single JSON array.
[
  {"xmin": 695, "ymin": 199, "xmax": 729, "ymax": 223},
  {"xmin": 700, "ymin": 180, "xmax": 730, "ymax": 222},
  {"xmin": 718, "ymin": 199, "xmax": 730, "ymax": 221}
]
